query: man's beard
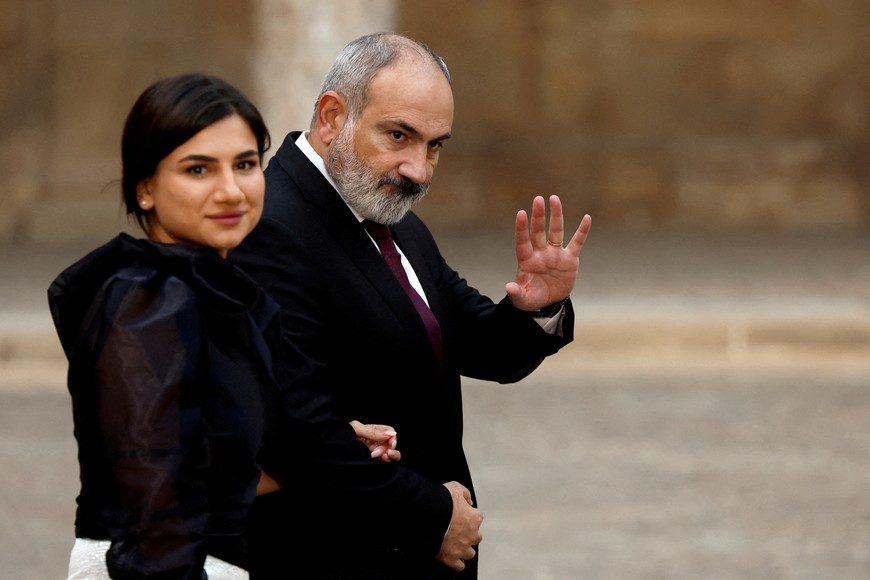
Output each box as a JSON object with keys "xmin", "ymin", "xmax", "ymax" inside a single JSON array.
[{"xmin": 325, "ymin": 124, "xmax": 429, "ymax": 225}]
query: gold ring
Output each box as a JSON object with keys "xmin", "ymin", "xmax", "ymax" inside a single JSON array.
[{"xmin": 548, "ymin": 240, "xmax": 563, "ymax": 247}]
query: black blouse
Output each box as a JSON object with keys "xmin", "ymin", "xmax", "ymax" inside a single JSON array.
[{"xmin": 48, "ymin": 233, "xmax": 280, "ymax": 578}]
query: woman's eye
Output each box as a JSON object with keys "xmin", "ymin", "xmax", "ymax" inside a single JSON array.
[
  {"xmin": 186, "ymin": 165, "xmax": 206, "ymax": 175},
  {"xmin": 237, "ymin": 160, "xmax": 259, "ymax": 170}
]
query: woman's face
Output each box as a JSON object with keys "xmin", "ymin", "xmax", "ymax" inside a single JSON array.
[{"xmin": 136, "ymin": 114, "xmax": 264, "ymax": 257}]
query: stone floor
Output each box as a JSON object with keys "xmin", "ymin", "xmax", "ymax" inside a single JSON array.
[
  {"xmin": 1, "ymin": 226, "xmax": 868, "ymax": 578},
  {"xmin": 3, "ymin": 363, "xmax": 870, "ymax": 579}
]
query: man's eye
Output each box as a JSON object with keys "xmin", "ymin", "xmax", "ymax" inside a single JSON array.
[{"xmin": 390, "ymin": 131, "xmax": 405, "ymax": 141}]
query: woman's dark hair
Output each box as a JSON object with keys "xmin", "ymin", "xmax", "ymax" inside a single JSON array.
[{"xmin": 121, "ymin": 73, "xmax": 270, "ymax": 232}]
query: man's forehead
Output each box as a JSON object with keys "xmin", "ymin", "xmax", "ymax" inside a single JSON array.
[
  {"xmin": 364, "ymin": 65, "xmax": 453, "ymax": 131},
  {"xmin": 369, "ymin": 58, "xmax": 451, "ymax": 95}
]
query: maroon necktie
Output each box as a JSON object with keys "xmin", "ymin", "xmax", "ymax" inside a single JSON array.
[{"xmin": 362, "ymin": 220, "xmax": 443, "ymax": 368}]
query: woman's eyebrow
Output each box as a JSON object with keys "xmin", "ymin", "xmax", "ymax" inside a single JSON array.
[{"xmin": 177, "ymin": 150, "xmax": 258, "ymax": 164}]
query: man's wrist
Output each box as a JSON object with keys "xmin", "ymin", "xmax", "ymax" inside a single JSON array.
[{"xmin": 526, "ymin": 296, "xmax": 570, "ymax": 318}]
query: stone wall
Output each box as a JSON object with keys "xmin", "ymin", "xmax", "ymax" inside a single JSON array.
[
  {"xmin": 398, "ymin": 0, "xmax": 870, "ymax": 231},
  {"xmin": 1, "ymin": 1, "xmax": 54, "ymax": 242},
  {"xmin": 2, "ymin": 0, "xmax": 263, "ymax": 242},
  {"xmin": 2, "ymin": 1, "xmax": 867, "ymax": 244},
  {"xmin": 0, "ymin": 0, "xmax": 393, "ymax": 244}
]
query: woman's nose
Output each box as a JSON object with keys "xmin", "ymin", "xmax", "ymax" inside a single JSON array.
[{"xmin": 214, "ymin": 166, "xmax": 244, "ymax": 202}]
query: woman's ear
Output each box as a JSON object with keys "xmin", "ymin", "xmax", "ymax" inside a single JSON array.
[
  {"xmin": 136, "ymin": 180, "xmax": 153, "ymax": 210},
  {"xmin": 315, "ymin": 91, "xmax": 348, "ymax": 147}
]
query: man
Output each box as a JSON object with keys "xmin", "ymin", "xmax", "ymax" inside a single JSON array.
[{"xmin": 231, "ymin": 32, "xmax": 591, "ymax": 578}]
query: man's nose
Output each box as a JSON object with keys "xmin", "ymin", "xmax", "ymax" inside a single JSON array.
[{"xmin": 397, "ymin": 146, "xmax": 430, "ymax": 185}]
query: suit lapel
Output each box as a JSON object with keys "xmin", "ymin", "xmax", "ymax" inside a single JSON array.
[
  {"xmin": 275, "ymin": 133, "xmax": 439, "ymax": 356},
  {"xmin": 327, "ymin": 214, "xmax": 430, "ymax": 338}
]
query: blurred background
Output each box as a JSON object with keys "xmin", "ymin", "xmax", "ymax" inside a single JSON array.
[
  {"xmin": 1, "ymin": 1, "xmax": 869, "ymax": 578},
  {"xmin": 3, "ymin": 0, "xmax": 869, "ymax": 240}
]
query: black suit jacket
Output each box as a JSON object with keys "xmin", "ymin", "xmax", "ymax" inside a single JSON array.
[{"xmin": 230, "ymin": 132, "xmax": 575, "ymax": 579}]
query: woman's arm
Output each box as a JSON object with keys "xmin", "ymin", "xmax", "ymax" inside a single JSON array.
[{"xmin": 90, "ymin": 273, "xmax": 209, "ymax": 579}]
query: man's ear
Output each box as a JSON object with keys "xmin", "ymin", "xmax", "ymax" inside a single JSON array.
[{"xmin": 315, "ymin": 91, "xmax": 348, "ymax": 147}]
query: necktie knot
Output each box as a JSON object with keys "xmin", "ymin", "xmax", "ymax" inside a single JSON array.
[{"xmin": 362, "ymin": 220, "xmax": 391, "ymax": 242}]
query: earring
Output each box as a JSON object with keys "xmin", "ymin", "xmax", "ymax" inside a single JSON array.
[{"xmin": 140, "ymin": 200, "xmax": 149, "ymax": 208}]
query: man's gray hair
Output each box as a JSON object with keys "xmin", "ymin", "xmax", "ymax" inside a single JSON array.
[{"xmin": 312, "ymin": 32, "xmax": 451, "ymax": 125}]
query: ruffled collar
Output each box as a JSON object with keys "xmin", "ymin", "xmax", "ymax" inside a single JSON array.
[{"xmin": 49, "ymin": 233, "xmax": 279, "ymax": 355}]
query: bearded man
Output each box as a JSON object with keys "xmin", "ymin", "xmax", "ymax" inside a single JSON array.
[{"xmin": 231, "ymin": 32, "xmax": 591, "ymax": 580}]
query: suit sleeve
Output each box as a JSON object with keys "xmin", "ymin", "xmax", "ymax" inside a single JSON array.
[
  {"xmin": 85, "ymin": 272, "xmax": 209, "ymax": 579},
  {"xmin": 402, "ymin": 213, "xmax": 575, "ymax": 384},
  {"xmin": 231, "ymin": 216, "xmax": 454, "ymax": 558},
  {"xmin": 455, "ymin": 287, "xmax": 575, "ymax": 383}
]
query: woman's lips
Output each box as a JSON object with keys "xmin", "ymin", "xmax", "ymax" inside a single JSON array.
[{"xmin": 209, "ymin": 210, "xmax": 245, "ymax": 225}]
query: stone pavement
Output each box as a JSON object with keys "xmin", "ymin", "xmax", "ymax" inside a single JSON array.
[
  {"xmin": 2, "ymin": 226, "xmax": 869, "ymax": 378},
  {"xmin": 441, "ymin": 226, "xmax": 870, "ymax": 373},
  {"xmin": 1, "ymin": 227, "xmax": 868, "ymax": 578}
]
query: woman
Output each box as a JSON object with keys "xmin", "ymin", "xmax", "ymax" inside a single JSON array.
[{"xmin": 48, "ymin": 73, "xmax": 398, "ymax": 579}]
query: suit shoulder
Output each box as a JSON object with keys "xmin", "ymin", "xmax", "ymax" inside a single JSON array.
[{"xmin": 395, "ymin": 211, "xmax": 438, "ymax": 246}]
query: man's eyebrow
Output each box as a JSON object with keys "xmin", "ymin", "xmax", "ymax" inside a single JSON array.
[
  {"xmin": 432, "ymin": 132, "xmax": 452, "ymax": 142},
  {"xmin": 383, "ymin": 120, "xmax": 452, "ymax": 143}
]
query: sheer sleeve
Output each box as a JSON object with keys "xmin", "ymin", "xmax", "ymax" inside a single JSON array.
[{"xmin": 90, "ymin": 272, "xmax": 209, "ymax": 579}]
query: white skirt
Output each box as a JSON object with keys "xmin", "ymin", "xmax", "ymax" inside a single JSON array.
[{"xmin": 67, "ymin": 538, "xmax": 248, "ymax": 579}]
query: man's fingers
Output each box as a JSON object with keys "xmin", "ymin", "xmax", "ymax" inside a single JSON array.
[
  {"xmin": 546, "ymin": 195, "xmax": 565, "ymax": 246},
  {"xmin": 566, "ymin": 214, "xmax": 592, "ymax": 254},
  {"xmin": 447, "ymin": 546, "xmax": 477, "ymax": 571},
  {"xmin": 529, "ymin": 195, "xmax": 548, "ymax": 247}
]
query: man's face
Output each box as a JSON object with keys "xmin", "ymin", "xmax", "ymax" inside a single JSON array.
[{"xmin": 325, "ymin": 58, "xmax": 454, "ymax": 225}]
